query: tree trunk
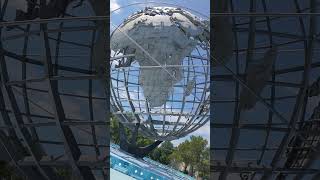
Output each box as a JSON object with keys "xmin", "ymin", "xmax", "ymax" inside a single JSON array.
[
  {"xmin": 183, "ymin": 164, "xmax": 188, "ymax": 174},
  {"xmin": 189, "ymin": 165, "xmax": 194, "ymax": 177}
]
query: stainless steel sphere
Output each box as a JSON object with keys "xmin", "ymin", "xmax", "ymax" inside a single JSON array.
[{"xmin": 110, "ymin": 7, "xmax": 210, "ymax": 141}]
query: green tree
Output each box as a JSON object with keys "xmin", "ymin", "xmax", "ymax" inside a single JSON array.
[
  {"xmin": 0, "ymin": 161, "xmax": 12, "ymax": 178},
  {"xmin": 169, "ymin": 136, "xmax": 209, "ymax": 178},
  {"xmin": 188, "ymin": 136, "xmax": 208, "ymax": 176},
  {"xmin": 197, "ymin": 147, "xmax": 210, "ymax": 179},
  {"xmin": 170, "ymin": 140, "xmax": 193, "ymax": 174},
  {"xmin": 110, "ymin": 115, "xmax": 155, "ymax": 147},
  {"xmin": 110, "ymin": 115, "xmax": 120, "ymax": 144},
  {"xmin": 56, "ymin": 167, "xmax": 72, "ymax": 180},
  {"xmin": 149, "ymin": 141, "xmax": 174, "ymax": 165},
  {"xmin": 0, "ymin": 161, "xmax": 23, "ymax": 180}
]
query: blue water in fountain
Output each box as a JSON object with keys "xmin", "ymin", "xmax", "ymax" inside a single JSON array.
[{"xmin": 110, "ymin": 143, "xmax": 195, "ymax": 180}]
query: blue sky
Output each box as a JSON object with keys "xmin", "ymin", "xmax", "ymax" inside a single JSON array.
[{"xmin": 110, "ymin": 0, "xmax": 210, "ymax": 146}]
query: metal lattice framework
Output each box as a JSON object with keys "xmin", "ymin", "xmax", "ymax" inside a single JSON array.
[
  {"xmin": 0, "ymin": 1, "xmax": 109, "ymax": 180},
  {"xmin": 110, "ymin": 5, "xmax": 210, "ymax": 141},
  {"xmin": 211, "ymin": 0, "xmax": 320, "ymax": 180}
]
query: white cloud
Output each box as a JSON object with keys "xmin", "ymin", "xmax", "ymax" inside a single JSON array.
[
  {"xmin": 171, "ymin": 122, "xmax": 210, "ymax": 147},
  {"xmin": 111, "ymin": 0, "xmax": 121, "ymax": 13}
]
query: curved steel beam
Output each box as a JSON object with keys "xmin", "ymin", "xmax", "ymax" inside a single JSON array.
[
  {"xmin": 219, "ymin": 1, "xmax": 257, "ymax": 179},
  {"xmin": 39, "ymin": 20, "xmax": 94, "ymax": 180},
  {"xmin": 0, "ymin": 42, "xmax": 55, "ymax": 180},
  {"xmin": 260, "ymin": 0, "xmax": 316, "ymax": 179}
]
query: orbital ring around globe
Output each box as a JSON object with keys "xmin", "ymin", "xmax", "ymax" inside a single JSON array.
[{"xmin": 110, "ymin": 3, "xmax": 210, "ymax": 141}]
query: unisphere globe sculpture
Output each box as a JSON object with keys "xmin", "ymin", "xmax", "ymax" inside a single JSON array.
[{"xmin": 110, "ymin": 7, "xmax": 210, "ymax": 141}]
